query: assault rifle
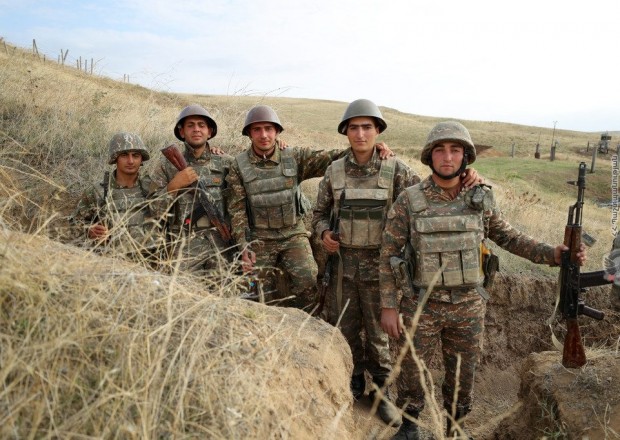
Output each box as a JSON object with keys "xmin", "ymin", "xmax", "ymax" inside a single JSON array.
[
  {"xmin": 161, "ymin": 144, "xmax": 234, "ymax": 247},
  {"xmin": 559, "ymin": 162, "xmax": 609, "ymax": 368},
  {"xmin": 314, "ymin": 190, "xmax": 346, "ymax": 316}
]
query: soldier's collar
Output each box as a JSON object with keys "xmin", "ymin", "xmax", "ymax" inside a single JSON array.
[
  {"xmin": 348, "ymin": 147, "xmax": 379, "ymax": 167},
  {"xmin": 249, "ymin": 142, "xmax": 280, "ymax": 164}
]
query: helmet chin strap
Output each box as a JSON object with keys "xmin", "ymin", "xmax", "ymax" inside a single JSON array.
[{"xmin": 431, "ymin": 153, "xmax": 469, "ymax": 181}]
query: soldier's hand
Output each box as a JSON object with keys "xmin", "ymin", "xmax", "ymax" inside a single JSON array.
[
  {"xmin": 322, "ymin": 229, "xmax": 340, "ymax": 254},
  {"xmin": 167, "ymin": 167, "xmax": 198, "ymax": 192},
  {"xmin": 375, "ymin": 142, "xmax": 395, "ymax": 159},
  {"xmin": 209, "ymin": 146, "xmax": 225, "ymax": 156},
  {"xmin": 461, "ymin": 168, "xmax": 484, "ymax": 189},
  {"xmin": 554, "ymin": 243, "xmax": 587, "ymax": 266},
  {"xmin": 381, "ymin": 308, "xmax": 402, "ymax": 338},
  {"xmin": 278, "ymin": 139, "xmax": 289, "ymax": 150},
  {"xmin": 88, "ymin": 223, "xmax": 108, "ymax": 240},
  {"xmin": 241, "ymin": 248, "xmax": 256, "ymax": 273}
]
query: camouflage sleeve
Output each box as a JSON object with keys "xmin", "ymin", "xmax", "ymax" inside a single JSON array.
[
  {"xmin": 380, "ymin": 192, "xmax": 412, "ymax": 308},
  {"xmin": 311, "ymin": 166, "xmax": 335, "ymax": 238},
  {"xmin": 486, "ymin": 197, "xmax": 556, "ymax": 265},
  {"xmin": 148, "ymin": 157, "xmax": 177, "ymax": 220},
  {"xmin": 295, "ymin": 146, "xmax": 350, "ymax": 181},
  {"xmin": 392, "ymin": 160, "xmax": 421, "ymax": 201},
  {"xmin": 70, "ymin": 185, "xmax": 101, "ymax": 234},
  {"xmin": 225, "ymin": 160, "xmax": 250, "ymax": 246}
]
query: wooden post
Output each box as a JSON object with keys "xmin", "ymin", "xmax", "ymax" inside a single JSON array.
[
  {"xmin": 590, "ymin": 141, "xmax": 598, "ymax": 173},
  {"xmin": 511, "ymin": 142, "xmax": 515, "ymax": 158},
  {"xmin": 550, "ymin": 145, "xmax": 556, "ymax": 161},
  {"xmin": 32, "ymin": 39, "xmax": 39, "ymax": 57},
  {"xmin": 90, "ymin": 58, "xmax": 94, "ymax": 74},
  {"xmin": 535, "ymin": 143, "xmax": 541, "ymax": 159}
]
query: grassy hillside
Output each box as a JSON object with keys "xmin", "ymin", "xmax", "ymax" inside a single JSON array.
[{"xmin": 0, "ymin": 40, "xmax": 617, "ymax": 274}]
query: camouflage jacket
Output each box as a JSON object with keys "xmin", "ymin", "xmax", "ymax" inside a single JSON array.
[
  {"xmin": 149, "ymin": 142, "xmax": 234, "ymax": 231},
  {"xmin": 226, "ymin": 141, "xmax": 350, "ymax": 246},
  {"xmin": 380, "ymin": 176, "xmax": 556, "ymax": 308},
  {"xmin": 71, "ymin": 170, "xmax": 159, "ymax": 250},
  {"xmin": 312, "ymin": 148, "xmax": 419, "ymax": 242}
]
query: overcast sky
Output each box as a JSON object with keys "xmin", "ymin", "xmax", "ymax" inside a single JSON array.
[{"xmin": 1, "ymin": 0, "xmax": 618, "ymax": 132}]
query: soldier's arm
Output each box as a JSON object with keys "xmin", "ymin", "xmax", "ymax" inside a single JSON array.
[
  {"xmin": 487, "ymin": 201, "xmax": 556, "ymax": 265},
  {"xmin": 311, "ymin": 169, "xmax": 334, "ymax": 237},
  {"xmin": 225, "ymin": 161, "xmax": 251, "ymax": 247},
  {"xmin": 380, "ymin": 193, "xmax": 411, "ymax": 308},
  {"xmin": 148, "ymin": 158, "xmax": 178, "ymax": 221},
  {"xmin": 295, "ymin": 146, "xmax": 350, "ymax": 181},
  {"xmin": 393, "ymin": 160, "xmax": 421, "ymax": 201}
]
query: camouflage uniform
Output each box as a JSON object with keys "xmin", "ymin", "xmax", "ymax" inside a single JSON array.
[
  {"xmin": 72, "ymin": 133, "xmax": 162, "ymax": 260},
  {"xmin": 227, "ymin": 141, "xmax": 349, "ymax": 308},
  {"xmin": 380, "ymin": 175, "xmax": 556, "ymax": 418},
  {"xmin": 313, "ymin": 149, "xmax": 419, "ymax": 384},
  {"xmin": 149, "ymin": 142, "xmax": 234, "ymax": 273}
]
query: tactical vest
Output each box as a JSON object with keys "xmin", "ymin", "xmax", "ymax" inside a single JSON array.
[
  {"xmin": 330, "ymin": 156, "xmax": 396, "ymax": 249},
  {"xmin": 173, "ymin": 154, "xmax": 226, "ymax": 230},
  {"xmin": 405, "ymin": 184, "xmax": 484, "ymax": 289},
  {"xmin": 105, "ymin": 176, "xmax": 157, "ymax": 249},
  {"xmin": 235, "ymin": 149, "xmax": 298, "ymax": 230}
]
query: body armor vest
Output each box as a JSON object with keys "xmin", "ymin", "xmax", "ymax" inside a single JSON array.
[
  {"xmin": 236, "ymin": 149, "xmax": 298, "ymax": 229},
  {"xmin": 105, "ymin": 176, "xmax": 157, "ymax": 249},
  {"xmin": 330, "ymin": 156, "xmax": 396, "ymax": 249},
  {"xmin": 173, "ymin": 154, "xmax": 226, "ymax": 230},
  {"xmin": 405, "ymin": 184, "xmax": 484, "ymax": 289}
]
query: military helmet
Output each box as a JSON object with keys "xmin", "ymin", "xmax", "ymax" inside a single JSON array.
[
  {"xmin": 242, "ymin": 105, "xmax": 284, "ymax": 136},
  {"xmin": 174, "ymin": 104, "xmax": 218, "ymax": 141},
  {"xmin": 337, "ymin": 99, "xmax": 387, "ymax": 135},
  {"xmin": 108, "ymin": 132, "xmax": 150, "ymax": 165},
  {"xmin": 421, "ymin": 121, "xmax": 476, "ymax": 165}
]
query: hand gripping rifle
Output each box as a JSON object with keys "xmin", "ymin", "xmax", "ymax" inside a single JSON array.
[
  {"xmin": 559, "ymin": 162, "xmax": 609, "ymax": 368},
  {"xmin": 314, "ymin": 190, "xmax": 346, "ymax": 316},
  {"xmin": 161, "ymin": 145, "xmax": 234, "ymax": 246}
]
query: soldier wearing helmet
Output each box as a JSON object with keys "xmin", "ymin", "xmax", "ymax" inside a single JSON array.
[
  {"xmin": 149, "ymin": 104, "xmax": 236, "ymax": 274},
  {"xmin": 226, "ymin": 104, "xmax": 395, "ymax": 309},
  {"xmin": 72, "ymin": 132, "xmax": 162, "ymax": 261},
  {"xmin": 380, "ymin": 121, "xmax": 586, "ymax": 440}
]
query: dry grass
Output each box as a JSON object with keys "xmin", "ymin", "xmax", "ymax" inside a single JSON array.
[{"xmin": 1, "ymin": 40, "xmax": 619, "ymax": 439}]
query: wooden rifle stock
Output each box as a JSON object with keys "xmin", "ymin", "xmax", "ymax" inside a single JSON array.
[
  {"xmin": 559, "ymin": 162, "xmax": 606, "ymax": 368},
  {"xmin": 161, "ymin": 144, "xmax": 234, "ymax": 246},
  {"xmin": 314, "ymin": 190, "xmax": 346, "ymax": 316}
]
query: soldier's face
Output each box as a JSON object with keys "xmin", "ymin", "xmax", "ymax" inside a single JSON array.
[
  {"xmin": 249, "ymin": 122, "xmax": 278, "ymax": 153},
  {"xmin": 346, "ymin": 117, "xmax": 378, "ymax": 157},
  {"xmin": 179, "ymin": 116, "xmax": 212, "ymax": 148},
  {"xmin": 431, "ymin": 142, "xmax": 464, "ymax": 177},
  {"xmin": 116, "ymin": 151, "xmax": 143, "ymax": 177}
]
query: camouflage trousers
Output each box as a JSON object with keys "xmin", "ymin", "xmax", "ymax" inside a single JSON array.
[
  {"xmin": 324, "ymin": 248, "xmax": 392, "ymax": 380},
  {"xmin": 167, "ymin": 227, "xmax": 234, "ymax": 275},
  {"xmin": 612, "ymin": 285, "xmax": 620, "ymax": 311},
  {"xmin": 396, "ymin": 292, "xmax": 486, "ymax": 414},
  {"xmin": 252, "ymin": 234, "xmax": 317, "ymax": 309}
]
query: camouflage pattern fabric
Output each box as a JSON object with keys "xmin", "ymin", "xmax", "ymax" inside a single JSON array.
[
  {"xmin": 246, "ymin": 234, "xmax": 317, "ymax": 309},
  {"xmin": 313, "ymin": 149, "xmax": 419, "ymax": 379},
  {"xmin": 225, "ymin": 142, "xmax": 350, "ymax": 308},
  {"xmin": 397, "ymin": 294, "xmax": 485, "ymax": 413},
  {"xmin": 72, "ymin": 171, "xmax": 162, "ymax": 260},
  {"xmin": 380, "ymin": 175, "xmax": 557, "ymax": 414},
  {"xmin": 149, "ymin": 142, "xmax": 235, "ymax": 274},
  {"xmin": 611, "ymin": 235, "xmax": 620, "ymax": 311}
]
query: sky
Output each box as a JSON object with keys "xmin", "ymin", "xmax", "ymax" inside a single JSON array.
[{"xmin": 1, "ymin": 0, "xmax": 618, "ymax": 132}]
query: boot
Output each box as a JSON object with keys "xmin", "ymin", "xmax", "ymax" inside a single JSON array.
[
  {"xmin": 446, "ymin": 407, "xmax": 472, "ymax": 439},
  {"xmin": 350, "ymin": 373, "xmax": 366, "ymax": 400},
  {"xmin": 371, "ymin": 377, "xmax": 402, "ymax": 427},
  {"xmin": 391, "ymin": 410, "xmax": 419, "ymax": 440}
]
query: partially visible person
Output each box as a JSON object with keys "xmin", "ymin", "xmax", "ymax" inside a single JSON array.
[
  {"xmin": 149, "ymin": 104, "xmax": 235, "ymax": 274},
  {"xmin": 226, "ymin": 104, "xmax": 394, "ymax": 309},
  {"xmin": 72, "ymin": 132, "xmax": 162, "ymax": 261},
  {"xmin": 380, "ymin": 121, "xmax": 587, "ymax": 439}
]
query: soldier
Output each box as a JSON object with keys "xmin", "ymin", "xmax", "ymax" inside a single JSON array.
[
  {"xmin": 149, "ymin": 104, "xmax": 235, "ymax": 274},
  {"xmin": 380, "ymin": 121, "xmax": 586, "ymax": 439},
  {"xmin": 312, "ymin": 101, "xmax": 482, "ymax": 427},
  {"xmin": 226, "ymin": 104, "xmax": 393, "ymax": 309},
  {"xmin": 72, "ymin": 132, "xmax": 162, "ymax": 261}
]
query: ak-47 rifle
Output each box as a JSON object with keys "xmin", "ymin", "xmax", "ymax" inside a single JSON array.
[
  {"xmin": 161, "ymin": 144, "xmax": 234, "ymax": 246},
  {"xmin": 559, "ymin": 162, "xmax": 609, "ymax": 368},
  {"xmin": 314, "ymin": 190, "xmax": 346, "ymax": 316}
]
